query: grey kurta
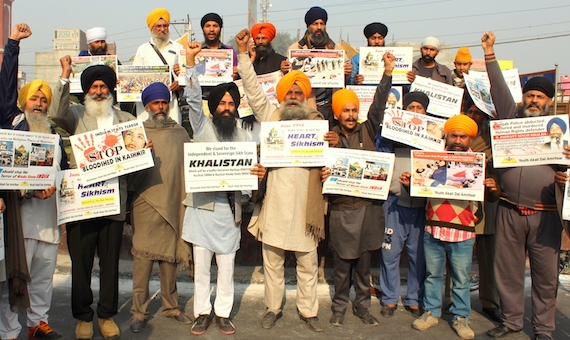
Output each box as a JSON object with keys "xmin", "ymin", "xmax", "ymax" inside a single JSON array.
[{"xmin": 329, "ymin": 204, "xmax": 383, "ymax": 259}]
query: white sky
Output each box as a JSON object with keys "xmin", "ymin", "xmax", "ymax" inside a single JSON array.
[{"xmin": 12, "ymin": 0, "xmax": 570, "ymax": 80}]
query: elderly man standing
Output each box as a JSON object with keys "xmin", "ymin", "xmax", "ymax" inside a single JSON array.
[
  {"xmin": 238, "ymin": 28, "xmax": 339, "ymax": 332},
  {"xmin": 406, "ymin": 36, "xmax": 452, "ymax": 85},
  {"xmin": 482, "ymin": 32, "xmax": 562, "ymax": 340},
  {"xmin": 0, "ymin": 23, "xmax": 67, "ymax": 340},
  {"xmin": 128, "ymin": 83, "xmax": 192, "ymax": 333},
  {"xmin": 348, "ymin": 22, "xmax": 389, "ymax": 85},
  {"xmin": 51, "ymin": 58, "xmax": 136, "ymax": 340},
  {"xmin": 133, "ymin": 8, "xmax": 183, "ymax": 124},
  {"xmin": 79, "ymin": 27, "xmax": 109, "ymax": 56}
]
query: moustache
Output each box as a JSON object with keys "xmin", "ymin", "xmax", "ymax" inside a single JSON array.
[
  {"xmin": 31, "ymin": 106, "xmax": 46, "ymax": 113},
  {"xmin": 526, "ymin": 103, "xmax": 540, "ymax": 109},
  {"xmin": 91, "ymin": 93, "xmax": 109, "ymax": 100},
  {"xmin": 152, "ymin": 109, "xmax": 168, "ymax": 116}
]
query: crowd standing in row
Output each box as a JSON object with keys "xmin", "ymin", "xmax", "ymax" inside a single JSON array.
[{"xmin": 0, "ymin": 5, "xmax": 566, "ymax": 340}]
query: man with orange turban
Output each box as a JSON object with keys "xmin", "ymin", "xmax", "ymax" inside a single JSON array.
[
  {"xmin": 321, "ymin": 51, "xmax": 395, "ymax": 327},
  {"xmin": 405, "ymin": 114, "xmax": 499, "ymax": 339},
  {"xmin": 236, "ymin": 28, "xmax": 338, "ymax": 332},
  {"xmin": 248, "ymin": 22, "xmax": 287, "ymax": 75},
  {"xmin": 133, "ymin": 8, "xmax": 183, "ymax": 125},
  {"xmin": 0, "ymin": 23, "xmax": 68, "ymax": 340}
]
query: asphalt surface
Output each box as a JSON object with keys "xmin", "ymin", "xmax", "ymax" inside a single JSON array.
[{"xmin": 8, "ymin": 254, "xmax": 570, "ymax": 339}]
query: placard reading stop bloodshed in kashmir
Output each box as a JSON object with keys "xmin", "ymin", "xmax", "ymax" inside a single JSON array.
[{"xmin": 69, "ymin": 120, "xmax": 154, "ymax": 184}]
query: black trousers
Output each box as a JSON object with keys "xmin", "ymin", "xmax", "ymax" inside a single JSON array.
[
  {"xmin": 331, "ymin": 250, "xmax": 371, "ymax": 314},
  {"xmin": 67, "ymin": 218, "xmax": 123, "ymax": 321}
]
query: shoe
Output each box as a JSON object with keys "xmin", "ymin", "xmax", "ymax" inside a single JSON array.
[
  {"xmin": 98, "ymin": 318, "xmax": 120, "ymax": 340},
  {"xmin": 299, "ymin": 315, "xmax": 323, "ymax": 332},
  {"xmin": 487, "ymin": 324, "xmax": 521, "ymax": 338},
  {"xmin": 169, "ymin": 313, "xmax": 193, "ymax": 324},
  {"xmin": 404, "ymin": 305, "xmax": 422, "ymax": 318},
  {"xmin": 130, "ymin": 318, "xmax": 145, "ymax": 333},
  {"xmin": 261, "ymin": 311, "xmax": 282, "ymax": 329},
  {"xmin": 482, "ymin": 308, "xmax": 502, "ymax": 323},
  {"xmin": 353, "ymin": 308, "xmax": 378, "ymax": 326},
  {"xmin": 452, "ymin": 317, "xmax": 475, "ymax": 339},
  {"xmin": 75, "ymin": 320, "xmax": 93, "ymax": 340},
  {"xmin": 380, "ymin": 304, "xmax": 396, "ymax": 318},
  {"xmin": 535, "ymin": 334, "xmax": 553, "ymax": 340},
  {"xmin": 191, "ymin": 314, "xmax": 212, "ymax": 335},
  {"xmin": 330, "ymin": 312, "xmax": 344, "ymax": 326},
  {"xmin": 216, "ymin": 316, "xmax": 236, "ymax": 335},
  {"xmin": 28, "ymin": 321, "xmax": 63, "ymax": 339},
  {"xmin": 412, "ymin": 311, "xmax": 439, "ymax": 331}
]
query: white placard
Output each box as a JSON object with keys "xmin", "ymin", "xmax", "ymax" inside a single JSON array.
[
  {"xmin": 193, "ymin": 49, "xmax": 234, "ymax": 86},
  {"xmin": 117, "ymin": 65, "xmax": 171, "ymax": 102},
  {"xmin": 347, "ymin": 86, "xmax": 403, "ymax": 123},
  {"xmin": 234, "ymin": 71, "xmax": 282, "ymax": 118},
  {"xmin": 410, "ymin": 76, "xmax": 464, "ymax": 118},
  {"xmin": 70, "ymin": 56, "xmax": 118, "ymax": 93},
  {"xmin": 381, "ymin": 109, "xmax": 446, "ymax": 151},
  {"xmin": 359, "ymin": 46, "xmax": 413, "ymax": 84},
  {"xmin": 464, "ymin": 69, "xmax": 523, "ymax": 116},
  {"xmin": 289, "ymin": 49, "xmax": 345, "ymax": 88}
]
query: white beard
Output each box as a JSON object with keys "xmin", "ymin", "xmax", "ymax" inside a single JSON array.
[
  {"xmin": 25, "ymin": 111, "xmax": 52, "ymax": 134},
  {"xmin": 280, "ymin": 100, "xmax": 310, "ymax": 120},
  {"xmin": 84, "ymin": 94, "xmax": 114, "ymax": 119},
  {"xmin": 152, "ymin": 32, "xmax": 170, "ymax": 49}
]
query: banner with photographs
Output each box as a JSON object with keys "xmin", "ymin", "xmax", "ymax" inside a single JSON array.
[
  {"xmin": 234, "ymin": 71, "xmax": 282, "ymax": 118},
  {"xmin": 410, "ymin": 150, "xmax": 486, "ymax": 201},
  {"xmin": 70, "ymin": 55, "xmax": 118, "ymax": 93},
  {"xmin": 464, "ymin": 69, "xmax": 523, "ymax": 116},
  {"xmin": 410, "ymin": 76, "xmax": 464, "ymax": 118},
  {"xmin": 347, "ymin": 85, "xmax": 403, "ymax": 123},
  {"xmin": 70, "ymin": 120, "xmax": 154, "ymax": 183},
  {"xmin": 193, "ymin": 49, "xmax": 234, "ymax": 86},
  {"xmin": 322, "ymin": 148, "xmax": 395, "ymax": 200},
  {"xmin": 490, "ymin": 115, "xmax": 570, "ymax": 168},
  {"xmin": 381, "ymin": 109, "xmax": 446, "ymax": 151},
  {"xmin": 55, "ymin": 169, "xmax": 120, "ymax": 225},
  {"xmin": 184, "ymin": 142, "xmax": 257, "ymax": 193},
  {"xmin": 116, "ymin": 65, "xmax": 170, "ymax": 102},
  {"xmin": 358, "ymin": 46, "xmax": 413, "ymax": 84},
  {"xmin": 289, "ymin": 49, "xmax": 345, "ymax": 88},
  {"xmin": 260, "ymin": 120, "xmax": 329, "ymax": 167},
  {"xmin": 0, "ymin": 130, "xmax": 59, "ymax": 190}
]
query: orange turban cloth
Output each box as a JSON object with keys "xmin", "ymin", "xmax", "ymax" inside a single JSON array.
[
  {"xmin": 275, "ymin": 70, "xmax": 311, "ymax": 103},
  {"xmin": 332, "ymin": 89, "xmax": 359, "ymax": 119},
  {"xmin": 18, "ymin": 80, "xmax": 52, "ymax": 110},
  {"xmin": 444, "ymin": 114, "xmax": 478, "ymax": 138},
  {"xmin": 251, "ymin": 22, "xmax": 277, "ymax": 41},
  {"xmin": 455, "ymin": 46, "xmax": 472, "ymax": 63},
  {"xmin": 147, "ymin": 8, "xmax": 170, "ymax": 29}
]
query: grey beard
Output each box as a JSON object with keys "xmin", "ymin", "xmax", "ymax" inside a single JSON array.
[
  {"xmin": 148, "ymin": 111, "xmax": 167, "ymax": 129},
  {"xmin": 152, "ymin": 32, "xmax": 170, "ymax": 49},
  {"xmin": 280, "ymin": 100, "xmax": 310, "ymax": 120},
  {"xmin": 24, "ymin": 111, "xmax": 52, "ymax": 134},
  {"xmin": 309, "ymin": 31, "xmax": 328, "ymax": 48},
  {"xmin": 521, "ymin": 103, "xmax": 550, "ymax": 117},
  {"xmin": 84, "ymin": 94, "xmax": 114, "ymax": 119}
]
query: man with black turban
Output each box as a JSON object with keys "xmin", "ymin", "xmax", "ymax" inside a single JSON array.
[
  {"xmin": 348, "ymin": 22, "xmax": 388, "ymax": 85},
  {"xmin": 483, "ymin": 32, "xmax": 563, "ymax": 340},
  {"xmin": 181, "ymin": 41, "xmax": 265, "ymax": 336},
  {"xmin": 50, "ymin": 56, "xmax": 137, "ymax": 340}
]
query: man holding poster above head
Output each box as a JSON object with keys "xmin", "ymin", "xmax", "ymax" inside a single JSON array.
[
  {"xmin": 133, "ymin": 8, "xmax": 183, "ymax": 124},
  {"xmin": 406, "ymin": 36, "xmax": 452, "ymax": 85},
  {"xmin": 320, "ymin": 51, "xmax": 394, "ymax": 327},
  {"xmin": 50, "ymin": 59, "xmax": 136, "ymax": 340},
  {"xmin": 128, "ymin": 82, "xmax": 192, "ymax": 334},
  {"xmin": 348, "ymin": 22, "xmax": 388, "ymax": 85},
  {"xmin": 482, "ymin": 32, "xmax": 563, "ymax": 340}
]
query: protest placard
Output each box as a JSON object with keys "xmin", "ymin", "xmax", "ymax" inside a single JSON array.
[
  {"xmin": 260, "ymin": 120, "xmax": 329, "ymax": 167},
  {"xmin": 381, "ymin": 109, "xmax": 446, "ymax": 151},
  {"xmin": 70, "ymin": 120, "xmax": 154, "ymax": 183},
  {"xmin": 347, "ymin": 86, "xmax": 403, "ymax": 123},
  {"xmin": 70, "ymin": 55, "xmax": 118, "ymax": 93},
  {"xmin": 234, "ymin": 71, "xmax": 281, "ymax": 118},
  {"xmin": 410, "ymin": 76, "xmax": 464, "ymax": 118},
  {"xmin": 358, "ymin": 47, "xmax": 413, "ymax": 84},
  {"xmin": 464, "ymin": 69, "xmax": 523, "ymax": 116},
  {"xmin": 193, "ymin": 49, "xmax": 234, "ymax": 86},
  {"xmin": 410, "ymin": 150, "xmax": 486, "ymax": 201},
  {"xmin": 289, "ymin": 49, "xmax": 345, "ymax": 88},
  {"xmin": 116, "ymin": 65, "xmax": 170, "ymax": 102},
  {"xmin": 322, "ymin": 148, "xmax": 395, "ymax": 200},
  {"xmin": 55, "ymin": 169, "xmax": 120, "ymax": 225}
]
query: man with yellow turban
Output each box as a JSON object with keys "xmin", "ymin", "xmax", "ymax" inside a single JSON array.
[
  {"xmin": 133, "ymin": 8, "xmax": 183, "ymax": 125},
  {"xmin": 236, "ymin": 28, "xmax": 338, "ymax": 332},
  {"xmin": 0, "ymin": 23, "xmax": 68, "ymax": 340},
  {"xmin": 404, "ymin": 114, "xmax": 499, "ymax": 339},
  {"xmin": 320, "ymin": 51, "xmax": 395, "ymax": 327},
  {"xmin": 453, "ymin": 47, "xmax": 472, "ymax": 88}
]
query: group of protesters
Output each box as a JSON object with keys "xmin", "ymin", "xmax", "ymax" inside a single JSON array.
[{"xmin": 0, "ymin": 5, "xmax": 566, "ymax": 340}]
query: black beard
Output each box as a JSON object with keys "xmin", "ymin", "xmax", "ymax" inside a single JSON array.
[
  {"xmin": 421, "ymin": 54, "xmax": 434, "ymax": 64},
  {"xmin": 309, "ymin": 30, "xmax": 328, "ymax": 48},
  {"xmin": 89, "ymin": 45, "xmax": 108, "ymax": 56},
  {"xmin": 255, "ymin": 43, "xmax": 274, "ymax": 60},
  {"xmin": 212, "ymin": 111, "xmax": 237, "ymax": 140},
  {"xmin": 448, "ymin": 143, "xmax": 468, "ymax": 152},
  {"xmin": 203, "ymin": 32, "xmax": 220, "ymax": 43}
]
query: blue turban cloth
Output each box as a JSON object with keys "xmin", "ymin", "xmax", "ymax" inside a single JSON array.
[{"xmin": 141, "ymin": 82, "xmax": 170, "ymax": 107}]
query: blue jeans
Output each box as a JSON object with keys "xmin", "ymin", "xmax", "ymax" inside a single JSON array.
[{"xmin": 423, "ymin": 232, "xmax": 474, "ymax": 320}]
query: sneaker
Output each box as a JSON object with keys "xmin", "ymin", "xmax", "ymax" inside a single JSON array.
[
  {"xmin": 28, "ymin": 321, "xmax": 63, "ymax": 339},
  {"xmin": 98, "ymin": 318, "xmax": 120, "ymax": 340},
  {"xmin": 452, "ymin": 317, "xmax": 475, "ymax": 339},
  {"xmin": 216, "ymin": 316, "xmax": 236, "ymax": 335},
  {"xmin": 299, "ymin": 315, "xmax": 323, "ymax": 332},
  {"xmin": 329, "ymin": 312, "xmax": 344, "ymax": 326},
  {"xmin": 191, "ymin": 314, "xmax": 212, "ymax": 335},
  {"xmin": 353, "ymin": 308, "xmax": 379, "ymax": 326},
  {"xmin": 75, "ymin": 320, "xmax": 93, "ymax": 340},
  {"xmin": 261, "ymin": 311, "xmax": 282, "ymax": 329},
  {"xmin": 412, "ymin": 311, "xmax": 439, "ymax": 331},
  {"xmin": 130, "ymin": 318, "xmax": 145, "ymax": 333},
  {"xmin": 380, "ymin": 304, "xmax": 397, "ymax": 318}
]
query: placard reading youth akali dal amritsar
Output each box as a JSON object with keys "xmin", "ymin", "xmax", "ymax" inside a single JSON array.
[
  {"xmin": 70, "ymin": 120, "xmax": 154, "ymax": 183},
  {"xmin": 289, "ymin": 49, "xmax": 345, "ymax": 88},
  {"xmin": 0, "ymin": 129, "xmax": 59, "ymax": 190},
  {"xmin": 184, "ymin": 142, "xmax": 258, "ymax": 193},
  {"xmin": 55, "ymin": 169, "xmax": 120, "ymax": 225},
  {"xmin": 381, "ymin": 109, "xmax": 446, "ymax": 151},
  {"xmin": 322, "ymin": 148, "xmax": 395, "ymax": 200},
  {"xmin": 490, "ymin": 115, "xmax": 570, "ymax": 168},
  {"xmin": 410, "ymin": 76, "xmax": 464, "ymax": 118},
  {"xmin": 260, "ymin": 120, "xmax": 329, "ymax": 167}
]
